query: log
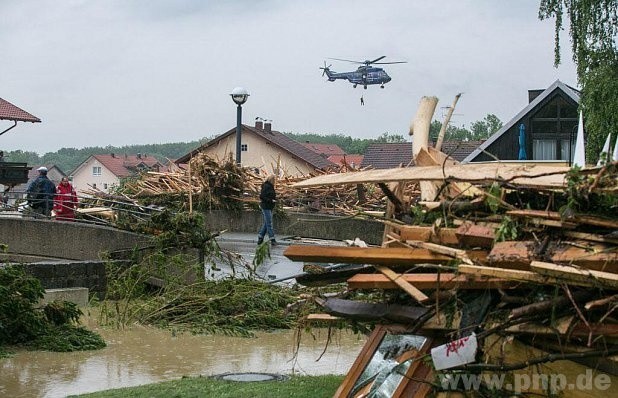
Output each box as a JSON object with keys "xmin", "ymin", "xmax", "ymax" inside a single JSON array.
[
  {"xmin": 508, "ymin": 290, "xmax": 594, "ymax": 320},
  {"xmin": 411, "ymin": 96, "xmax": 439, "ymax": 201},
  {"xmin": 530, "ymin": 261, "xmax": 618, "ymax": 289},
  {"xmin": 347, "ymin": 273, "xmax": 519, "ymax": 290}
]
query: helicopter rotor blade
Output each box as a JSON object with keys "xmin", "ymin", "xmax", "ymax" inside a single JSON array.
[
  {"xmin": 366, "ymin": 56, "xmax": 386, "ymax": 64},
  {"xmin": 373, "ymin": 61, "xmax": 407, "ymax": 65},
  {"xmin": 327, "ymin": 57, "xmax": 365, "ymax": 64}
]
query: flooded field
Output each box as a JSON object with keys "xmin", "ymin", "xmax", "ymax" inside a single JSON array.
[{"xmin": 0, "ymin": 317, "xmax": 366, "ymax": 397}]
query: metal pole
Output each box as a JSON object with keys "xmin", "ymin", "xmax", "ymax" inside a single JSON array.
[{"xmin": 236, "ymin": 104, "xmax": 242, "ymax": 164}]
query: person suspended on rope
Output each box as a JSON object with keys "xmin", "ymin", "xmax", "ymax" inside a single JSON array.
[{"xmin": 360, "ymin": 96, "xmax": 364, "ymax": 106}]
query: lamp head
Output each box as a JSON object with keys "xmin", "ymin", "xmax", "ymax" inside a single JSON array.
[{"xmin": 230, "ymin": 87, "xmax": 249, "ymax": 105}]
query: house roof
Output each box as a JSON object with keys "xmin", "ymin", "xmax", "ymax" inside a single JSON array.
[
  {"xmin": 361, "ymin": 143, "xmax": 414, "ymax": 169},
  {"xmin": 71, "ymin": 154, "xmax": 162, "ymax": 178},
  {"xmin": 302, "ymin": 142, "xmax": 346, "ymax": 156},
  {"xmin": 440, "ymin": 140, "xmax": 485, "ymax": 162},
  {"xmin": 176, "ymin": 124, "xmax": 335, "ymax": 169},
  {"xmin": 462, "ymin": 80, "xmax": 580, "ymax": 163},
  {"xmin": 327, "ymin": 154, "xmax": 364, "ymax": 167},
  {"xmin": 0, "ymin": 98, "xmax": 41, "ymax": 123}
]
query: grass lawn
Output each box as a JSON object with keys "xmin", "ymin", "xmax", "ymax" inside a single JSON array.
[{"xmin": 71, "ymin": 374, "xmax": 345, "ymax": 398}]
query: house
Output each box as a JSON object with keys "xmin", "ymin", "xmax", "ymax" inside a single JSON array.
[
  {"xmin": 361, "ymin": 143, "xmax": 414, "ymax": 169},
  {"xmin": 361, "ymin": 141, "xmax": 480, "ymax": 169},
  {"xmin": 176, "ymin": 121, "xmax": 335, "ymax": 176},
  {"xmin": 463, "ymin": 80, "xmax": 579, "ymax": 163},
  {"xmin": 71, "ymin": 153, "xmax": 163, "ymax": 193},
  {"xmin": 302, "ymin": 142, "xmax": 346, "ymax": 157},
  {"xmin": 327, "ymin": 154, "xmax": 365, "ymax": 169}
]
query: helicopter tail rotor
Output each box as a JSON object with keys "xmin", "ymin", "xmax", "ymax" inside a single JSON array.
[{"xmin": 320, "ymin": 61, "xmax": 332, "ymax": 77}]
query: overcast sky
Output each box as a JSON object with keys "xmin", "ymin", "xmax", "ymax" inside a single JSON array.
[{"xmin": 1, "ymin": 0, "xmax": 576, "ymax": 155}]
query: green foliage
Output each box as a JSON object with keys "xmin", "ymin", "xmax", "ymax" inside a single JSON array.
[
  {"xmin": 31, "ymin": 325, "xmax": 106, "ymax": 352},
  {"xmin": 429, "ymin": 114, "xmax": 502, "ymax": 142},
  {"xmin": 43, "ymin": 300, "xmax": 83, "ymax": 326},
  {"xmin": 495, "ymin": 216, "xmax": 519, "ymax": 242},
  {"xmin": 0, "ymin": 265, "xmax": 46, "ymax": 345},
  {"xmin": 0, "ymin": 265, "xmax": 105, "ymax": 352},
  {"xmin": 486, "ymin": 183, "xmax": 502, "ymax": 213},
  {"xmin": 539, "ymin": 0, "xmax": 618, "ymax": 163}
]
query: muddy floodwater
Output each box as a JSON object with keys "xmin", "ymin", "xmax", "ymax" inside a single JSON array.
[{"xmin": 0, "ymin": 316, "xmax": 366, "ymax": 398}]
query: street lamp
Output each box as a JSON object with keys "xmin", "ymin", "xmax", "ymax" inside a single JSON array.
[{"xmin": 230, "ymin": 87, "xmax": 249, "ymax": 165}]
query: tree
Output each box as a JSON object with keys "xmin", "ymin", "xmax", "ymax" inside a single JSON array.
[
  {"xmin": 469, "ymin": 114, "xmax": 503, "ymax": 140},
  {"xmin": 539, "ymin": 0, "xmax": 618, "ymax": 163}
]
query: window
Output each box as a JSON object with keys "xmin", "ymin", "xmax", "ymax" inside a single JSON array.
[
  {"xmin": 533, "ymin": 140, "xmax": 556, "ymax": 160},
  {"xmin": 92, "ymin": 183, "xmax": 97, "ymax": 189},
  {"xmin": 92, "ymin": 166, "xmax": 101, "ymax": 176},
  {"xmin": 241, "ymin": 144, "xmax": 248, "ymax": 151}
]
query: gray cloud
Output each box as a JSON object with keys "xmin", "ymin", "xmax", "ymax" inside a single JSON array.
[{"xmin": 0, "ymin": 0, "xmax": 576, "ymax": 154}]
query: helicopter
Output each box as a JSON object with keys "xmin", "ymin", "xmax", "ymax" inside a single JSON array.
[{"xmin": 320, "ymin": 56, "xmax": 406, "ymax": 89}]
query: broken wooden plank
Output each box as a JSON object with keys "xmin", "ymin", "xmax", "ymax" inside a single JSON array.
[
  {"xmin": 530, "ymin": 261, "xmax": 618, "ymax": 289},
  {"xmin": 507, "ymin": 209, "xmax": 618, "ymax": 229},
  {"xmin": 304, "ymin": 313, "xmax": 341, "ymax": 323},
  {"xmin": 563, "ymin": 231, "xmax": 618, "ymax": 245},
  {"xmin": 456, "ymin": 222, "xmax": 495, "ymax": 248},
  {"xmin": 458, "ymin": 264, "xmax": 562, "ymax": 285},
  {"xmin": 374, "ymin": 265, "xmax": 429, "ymax": 303},
  {"xmin": 283, "ymin": 245, "xmax": 452, "ymax": 265},
  {"xmin": 487, "ymin": 241, "xmax": 535, "ymax": 270},
  {"xmin": 550, "ymin": 242, "xmax": 618, "ymax": 272},
  {"xmin": 347, "ymin": 273, "xmax": 519, "ymax": 290},
  {"xmin": 404, "ymin": 241, "xmax": 474, "ymax": 265}
]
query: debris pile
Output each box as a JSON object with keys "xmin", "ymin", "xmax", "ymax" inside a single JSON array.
[
  {"xmin": 284, "ymin": 160, "xmax": 618, "ymax": 396},
  {"xmin": 114, "ymin": 152, "xmax": 418, "ymax": 214}
]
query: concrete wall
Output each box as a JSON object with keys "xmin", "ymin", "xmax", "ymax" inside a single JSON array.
[
  {"xmin": 203, "ymin": 210, "xmax": 384, "ymax": 245},
  {"xmin": 22, "ymin": 260, "xmax": 112, "ymax": 298},
  {"xmin": 0, "ymin": 217, "xmax": 153, "ymax": 260}
]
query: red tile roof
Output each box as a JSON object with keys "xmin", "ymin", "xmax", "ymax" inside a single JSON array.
[
  {"xmin": 93, "ymin": 154, "xmax": 162, "ymax": 177},
  {"xmin": 0, "ymin": 98, "xmax": 41, "ymax": 122},
  {"xmin": 302, "ymin": 143, "xmax": 345, "ymax": 156},
  {"xmin": 327, "ymin": 154, "xmax": 364, "ymax": 168}
]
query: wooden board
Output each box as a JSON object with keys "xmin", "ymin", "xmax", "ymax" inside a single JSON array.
[
  {"xmin": 458, "ymin": 264, "xmax": 562, "ymax": 285},
  {"xmin": 374, "ymin": 265, "xmax": 429, "ymax": 303},
  {"xmin": 293, "ymin": 163, "xmax": 570, "ymax": 188},
  {"xmin": 283, "ymin": 245, "xmax": 452, "ymax": 265},
  {"xmin": 347, "ymin": 273, "xmax": 519, "ymax": 290},
  {"xmin": 530, "ymin": 261, "xmax": 618, "ymax": 289}
]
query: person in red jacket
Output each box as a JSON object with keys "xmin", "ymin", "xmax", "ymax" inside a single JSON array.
[{"xmin": 53, "ymin": 177, "xmax": 78, "ymax": 221}]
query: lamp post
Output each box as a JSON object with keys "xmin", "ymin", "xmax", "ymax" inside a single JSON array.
[{"xmin": 230, "ymin": 87, "xmax": 249, "ymax": 165}]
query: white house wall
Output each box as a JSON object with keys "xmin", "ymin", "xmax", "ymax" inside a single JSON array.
[
  {"xmin": 71, "ymin": 158, "xmax": 120, "ymax": 194},
  {"xmin": 201, "ymin": 132, "xmax": 317, "ymax": 176}
]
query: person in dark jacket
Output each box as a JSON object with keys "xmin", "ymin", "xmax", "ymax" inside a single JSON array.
[
  {"xmin": 257, "ymin": 174, "xmax": 277, "ymax": 245},
  {"xmin": 26, "ymin": 167, "xmax": 56, "ymax": 217}
]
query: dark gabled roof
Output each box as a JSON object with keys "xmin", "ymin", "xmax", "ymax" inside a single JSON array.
[
  {"xmin": 361, "ymin": 143, "xmax": 413, "ymax": 169},
  {"xmin": 462, "ymin": 80, "xmax": 580, "ymax": 163},
  {"xmin": 176, "ymin": 124, "xmax": 335, "ymax": 169},
  {"xmin": 440, "ymin": 140, "xmax": 484, "ymax": 162},
  {"xmin": 0, "ymin": 98, "xmax": 41, "ymax": 122}
]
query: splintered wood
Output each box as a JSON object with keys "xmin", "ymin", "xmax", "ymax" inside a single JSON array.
[{"xmin": 284, "ymin": 160, "xmax": 618, "ymax": 394}]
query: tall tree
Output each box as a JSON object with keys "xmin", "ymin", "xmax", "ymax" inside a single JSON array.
[{"xmin": 539, "ymin": 0, "xmax": 618, "ymax": 162}]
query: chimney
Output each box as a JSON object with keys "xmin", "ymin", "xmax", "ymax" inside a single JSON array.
[
  {"xmin": 528, "ymin": 89, "xmax": 544, "ymax": 103},
  {"xmin": 137, "ymin": 153, "xmax": 141, "ymax": 159},
  {"xmin": 264, "ymin": 122, "xmax": 272, "ymax": 133},
  {"xmin": 111, "ymin": 153, "xmax": 115, "ymax": 158},
  {"xmin": 255, "ymin": 120, "xmax": 263, "ymax": 130}
]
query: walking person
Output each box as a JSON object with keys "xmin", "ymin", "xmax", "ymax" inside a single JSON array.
[
  {"xmin": 54, "ymin": 177, "xmax": 78, "ymax": 221},
  {"xmin": 26, "ymin": 167, "xmax": 56, "ymax": 218},
  {"xmin": 257, "ymin": 174, "xmax": 277, "ymax": 245}
]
